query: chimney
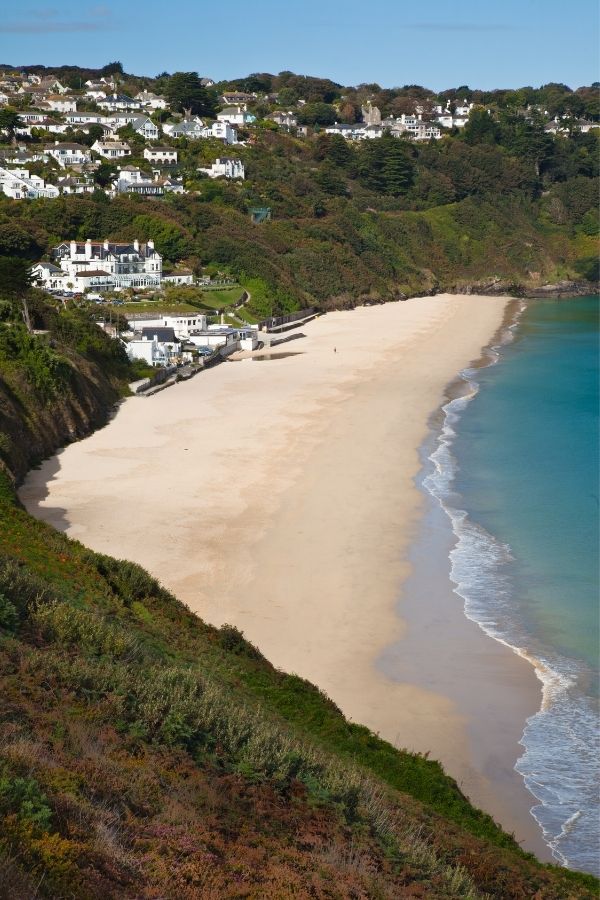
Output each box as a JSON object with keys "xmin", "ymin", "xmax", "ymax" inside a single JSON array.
[
  {"xmin": 70, "ymin": 240, "xmax": 77, "ymax": 256},
  {"xmin": 133, "ymin": 239, "xmax": 139, "ymax": 251},
  {"xmin": 147, "ymin": 239, "xmax": 155, "ymax": 251},
  {"xmin": 85, "ymin": 238, "xmax": 92, "ymax": 259},
  {"xmin": 103, "ymin": 240, "xmax": 109, "ymax": 251}
]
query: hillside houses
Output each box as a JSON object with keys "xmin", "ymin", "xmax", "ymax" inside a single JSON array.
[
  {"xmin": 326, "ymin": 115, "xmax": 442, "ymax": 142},
  {"xmin": 0, "ymin": 66, "xmax": 595, "ymax": 214}
]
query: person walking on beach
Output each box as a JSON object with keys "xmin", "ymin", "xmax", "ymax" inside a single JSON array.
[{"xmin": 334, "ymin": 347, "xmax": 337, "ymax": 353}]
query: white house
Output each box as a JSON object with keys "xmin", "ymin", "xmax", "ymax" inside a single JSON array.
[
  {"xmin": 125, "ymin": 328, "xmax": 181, "ymax": 366},
  {"xmin": 390, "ymin": 117, "xmax": 441, "ymax": 141},
  {"xmin": 325, "ymin": 122, "xmax": 368, "ymax": 140},
  {"xmin": 220, "ymin": 92, "xmax": 256, "ymax": 106},
  {"xmin": 163, "ymin": 118, "xmax": 205, "ymax": 139},
  {"xmin": 135, "ymin": 91, "xmax": 167, "ymax": 109},
  {"xmin": 45, "ymin": 94, "xmax": 77, "ymax": 113},
  {"xmin": 187, "ymin": 328, "xmax": 238, "ymax": 350},
  {"xmin": 18, "ymin": 111, "xmax": 49, "ymax": 124},
  {"xmin": 199, "ymin": 157, "xmax": 245, "ymax": 179},
  {"xmin": 92, "ymin": 139, "xmax": 132, "ymax": 159},
  {"xmin": 217, "ymin": 106, "xmax": 256, "ymax": 126},
  {"xmin": 160, "ymin": 270, "xmax": 195, "ymax": 286},
  {"xmin": 31, "ymin": 262, "xmax": 67, "ymax": 291},
  {"xmin": 65, "ymin": 112, "xmax": 106, "ymax": 127},
  {"xmin": 269, "ymin": 111, "xmax": 297, "ymax": 129},
  {"xmin": 85, "ymin": 89, "xmax": 107, "ymax": 101},
  {"xmin": 57, "ymin": 175, "xmax": 95, "ymax": 194},
  {"xmin": 53, "ymin": 238, "xmax": 162, "ymax": 289},
  {"xmin": 98, "ymin": 94, "xmax": 142, "ymax": 111},
  {"xmin": 112, "ymin": 175, "xmax": 164, "ymax": 196},
  {"xmin": 0, "ymin": 167, "xmax": 59, "ymax": 199},
  {"xmin": 144, "ymin": 146, "xmax": 178, "ymax": 165},
  {"xmin": 204, "ymin": 121, "xmax": 238, "ymax": 144},
  {"xmin": 130, "ymin": 312, "xmax": 206, "ymax": 338},
  {"xmin": 45, "ymin": 142, "xmax": 91, "ymax": 167},
  {"xmin": 15, "ymin": 118, "xmax": 69, "ymax": 137},
  {"xmin": 72, "ymin": 270, "xmax": 116, "ymax": 292}
]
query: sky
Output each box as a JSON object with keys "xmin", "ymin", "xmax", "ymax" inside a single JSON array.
[{"xmin": 0, "ymin": 0, "xmax": 598, "ymax": 91}]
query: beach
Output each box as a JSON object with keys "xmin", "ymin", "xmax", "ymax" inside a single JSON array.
[{"xmin": 20, "ymin": 294, "xmax": 549, "ymax": 858}]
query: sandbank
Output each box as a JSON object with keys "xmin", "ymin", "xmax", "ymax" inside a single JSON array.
[{"xmin": 20, "ymin": 294, "xmax": 548, "ymax": 858}]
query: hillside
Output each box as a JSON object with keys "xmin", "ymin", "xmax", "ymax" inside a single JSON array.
[
  {"xmin": 0, "ymin": 65, "xmax": 598, "ymax": 319},
  {"xmin": 0, "ymin": 303, "xmax": 598, "ymax": 897}
]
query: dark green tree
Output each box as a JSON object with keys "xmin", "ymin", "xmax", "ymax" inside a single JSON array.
[
  {"xmin": 0, "ymin": 108, "xmax": 21, "ymax": 142},
  {"xmin": 381, "ymin": 135, "xmax": 414, "ymax": 195},
  {"xmin": 165, "ymin": 72, "xmax": 218, "ymax": 117},
  {"xmin": 297, "ymin": 103, "xmax": 338, "ymax": 126},
  {"xmin": 462, "ymin": 108, "xmax": 501, "ymax": 145}
]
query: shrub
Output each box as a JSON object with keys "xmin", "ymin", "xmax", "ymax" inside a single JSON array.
[
  {"xmin": 0, "ymin": 773, "xmax": 52, "ymax": 831},
  {"xmin": 0, "ymin": 594, "xmax": 18, "ymax": 631}
]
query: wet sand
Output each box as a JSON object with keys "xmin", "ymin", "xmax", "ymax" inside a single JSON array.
[{"xmin": 19, "ymin": 294, "xmax": 548, "ymax": 858}]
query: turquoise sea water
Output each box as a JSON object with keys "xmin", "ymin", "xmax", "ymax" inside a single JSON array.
[{"xmin": 424, "ymin": 296, "xmax": 599, "ymax": 874}]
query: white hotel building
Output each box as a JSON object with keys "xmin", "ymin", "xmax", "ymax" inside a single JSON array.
[{"xmin": 53, "ymin": 239, "xmax": 163, "ymax": 290}]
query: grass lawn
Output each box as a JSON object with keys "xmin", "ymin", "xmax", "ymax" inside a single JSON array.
[{"xmin": 199, "ymin": 286, "xmax": 245, "ymax": 310}]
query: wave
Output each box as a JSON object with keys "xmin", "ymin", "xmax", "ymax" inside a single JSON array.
[{"xmin": 421, "ymin": 306, "xmax": 600, "ymax": 875}]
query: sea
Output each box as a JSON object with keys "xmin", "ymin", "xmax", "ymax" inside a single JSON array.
[{"xmin": 423, "ymin": 294, "xmax": 599, "ymax": 874}]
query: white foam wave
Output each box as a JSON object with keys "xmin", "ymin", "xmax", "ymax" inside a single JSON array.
[{"xmin": 421, "ymin": 313, "xmax": 600, "ymax": 875}]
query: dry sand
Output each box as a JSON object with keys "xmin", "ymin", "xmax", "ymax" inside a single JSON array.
[{"xmin": 20, "ymin": 294, "xmax": 549, "ymax": 858}]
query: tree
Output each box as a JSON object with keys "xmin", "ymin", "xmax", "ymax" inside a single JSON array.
[
  {"xmin": 462, "ymin": 108, "xmax": 501, "ymax": 145},
  {"xmin": 381, "ymin": 136, "xmax": 414, "ymax": 195},
  {"xmin": 101, "ymin": 61, "xmax": 123, "ymax": 76},
  {"xmin": 0, "ymin": 257, "xmax": 34, "ymax": 332},
  {"xmin": 165, "ymin": 72, "xmax": 218, "ymax": 117},
  {"xmin": 297, "ymin": 103, "xmax": 338, "ymax": 126},
  {"xmin": 94, "ymin": 161, "xmax": 118, "ymax": 187},
  {"xmin": 0, "ymin": 108, "xmax": 21, "ymax": 143}
]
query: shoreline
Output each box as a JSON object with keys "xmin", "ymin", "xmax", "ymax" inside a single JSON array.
[
  {"xmin": 19, "ymin": 294, "xmax": 548, "ymax": 859},
  {"xmin": 379, "ymin": 296, "xmax": 552, "ymax": 859}
]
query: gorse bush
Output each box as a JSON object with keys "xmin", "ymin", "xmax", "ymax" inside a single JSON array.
[
  {"xmin": 32, "ymin": 601, "xmax": 140, "ymax": 661},
  {"xmin": 0, "ymin": 556, "xmax": 59, "ymax": 617}
]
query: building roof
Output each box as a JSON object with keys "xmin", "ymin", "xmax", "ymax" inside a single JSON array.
[
  {"xmin": 146, "ymin": 146, "xmax": 176, "ymax": 152},
  {"xmin": 140, "ymin": 327, "xmax": 178, "ymax": 343},
  {"xmin": 45, "ymin": 143, "xmax": 88, "ymax": 151},
  {"xmin": 32, "ymin": 262, "xmax": 62, "ymax": 273},
  {"xmin": 75, "ymin": 270, "xmax": 112, "ymax": 278}
]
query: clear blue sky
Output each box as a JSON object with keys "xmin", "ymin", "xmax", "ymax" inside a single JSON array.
[{"xmin": 0, "ymin": 0, "xmax": 598, "ymax": 90}]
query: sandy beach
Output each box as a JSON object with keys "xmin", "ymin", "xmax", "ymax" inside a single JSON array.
[{"xmin": 20, "ymin": 294, "xmax": 549, "ymax": 858}]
